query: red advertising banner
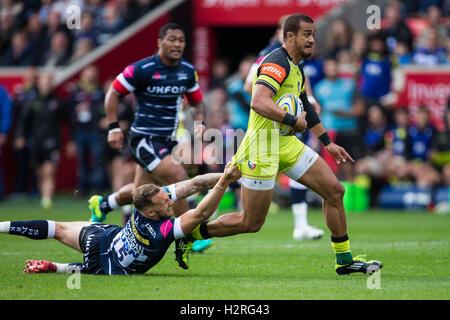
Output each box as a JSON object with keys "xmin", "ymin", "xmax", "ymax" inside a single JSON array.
[
  {"xmin": 396, "ymin": 67, "xmax": 450, "ymax": 132},
  {"xmin": 193, "ymin": 26, "xmax": 216, "ymax": 93},
  {"xmin": 193, "ymin": 0, "xmax": 348, "ymax": 26}
]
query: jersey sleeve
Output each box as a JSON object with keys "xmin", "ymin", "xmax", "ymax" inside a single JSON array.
[
  {"xmin": 255, "ymin": 52, "xmax": 290, "ymax": 94},
  {"xmin": 184, "ymin": 70, "xmax": 203, "ymax": 105},
  {"xmin": 159, "ymin": 217, "xmax": 184, "ymax": 240},
  {"xmin": 111, "ymin": 63, "xmax": 144, "ymax": 97},
  {"xmin": 172, "ymin": 217, "xmax": 184, "ymax": 239}
]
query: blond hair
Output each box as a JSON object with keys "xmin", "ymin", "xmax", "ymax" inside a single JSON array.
[{"xmin": 132, "ymin": 184, "xmax": 161, "ymax": 212}]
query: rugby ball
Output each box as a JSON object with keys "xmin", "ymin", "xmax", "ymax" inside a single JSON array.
[{"xmin": 273, "ymin": 93, "xmax": 303, "ymax": 135}]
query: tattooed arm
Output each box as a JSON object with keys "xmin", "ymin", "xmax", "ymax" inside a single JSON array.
[{"xmin": 173, "ymin": 173, "xmax": 222, "ymax": 201}]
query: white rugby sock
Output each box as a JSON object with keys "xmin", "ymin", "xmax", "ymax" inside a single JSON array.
[
  {"xmin": 0, "ymin": 221, "xmax": 11, "ymax": 233},
  {"xmin": 107, "ymin": 193, "xmax": 119, "ymax": 209},
  {"xmin": 47, "ymin": 220, "xmax": 56, "ymax": 238},
  {"xmin": 54, "ymin": 263, "xmax": 70, "ymax": 273},
  {"xmin": 292, "ymin": 203, "xmax": 308, "ymax": 229}
]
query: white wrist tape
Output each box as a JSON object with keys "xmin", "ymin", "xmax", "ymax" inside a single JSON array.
[{"xmin": 108, "ymin": 128, "xmax": 122, "ymax": 134}]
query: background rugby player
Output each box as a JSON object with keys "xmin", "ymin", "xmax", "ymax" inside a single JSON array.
[{"xmin": 86, "ymin": 23, "xmax": 214, "ymax": 261}]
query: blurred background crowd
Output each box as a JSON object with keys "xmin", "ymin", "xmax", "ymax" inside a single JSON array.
[
  {"xmin": 0, "ymin": 0, "xmax": 163, "ymax": 66},
  {"xmin": 0, "ymin": 0, "xmax": 449, "ymax": 213}
]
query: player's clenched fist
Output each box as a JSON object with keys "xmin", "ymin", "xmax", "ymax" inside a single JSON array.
[
  {"xmin": 223, "ymin": 162, "xmax": 242, "ymax": 182},
  {"xmin": 290, "ymin": 111, "xmax": 307, "ymax": 134}
]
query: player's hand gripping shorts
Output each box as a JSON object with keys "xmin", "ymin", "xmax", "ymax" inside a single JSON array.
[{"xmin": 232, "ymin": 130, "xmax": 318, "ymax": 190}]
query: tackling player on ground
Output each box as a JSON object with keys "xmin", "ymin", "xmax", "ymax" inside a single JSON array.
[
  {"xmin": 0, "ymin": 167, "xmax": 240, "ymax": 275},
  {"xmin": 183, "ymin": 13, "xmax": 382, "ymax": 275}
]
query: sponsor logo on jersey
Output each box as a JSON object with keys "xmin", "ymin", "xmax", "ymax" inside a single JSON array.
[
  {"xmin": 147, "ymin": 85, "xmax": 187, "ymax": 95},
  {"xmin": 131, "ymin": 214, "xmax": 149, "ymax": 245},
  {"xmin": 158, "ymin": 147, "xmax": 168, "ymax": 155},
  {"xmin": 123, "ymin": 65, "xmax": 135, "ymax": 78},
  {"xmin": 260, "ymin": 63, "xmax": 286, "ymax": 83},
  {"xmin": 248, "ymin": 160, "xmax": 256, "ymax": 170},
  {"xmin": 123, "ymin": 224, "xmax": 145, "ymax": 254},
  {"xmin": 152, "ymin": 73, "xmax": 167, "ymax": 80},
  {"xmin": 177, "ymin": 71, "xmax": 188, "ymax": 81},
  {"xmin": 144, "ymin": 223, "xmax": 157, "ymax": 238},
  {"xmin": 160, "ymin": 219, "xmax": 173, "ymax": 239}
]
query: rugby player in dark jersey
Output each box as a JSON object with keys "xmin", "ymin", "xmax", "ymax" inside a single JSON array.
[
  {"xmin": 87, "ymin": 23, "xmax": 213, "ymax": 266},
  {"xmin": 0, "ymin": 165, "xmax": 241, "ymax": 275}
]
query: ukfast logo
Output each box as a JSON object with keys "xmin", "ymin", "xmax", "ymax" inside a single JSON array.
[{"xmin": 147, "ymin": 86, "xmax": 186, "ymax": 95}]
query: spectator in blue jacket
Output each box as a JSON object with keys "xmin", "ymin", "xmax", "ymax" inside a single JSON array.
[
  {"xmin": 413, "ymin": 27, "xmax": 447, "ymax": 66},
  {"xmin": 358, "ymin": 32, "xmax": 394, "ymax": 103},
  {"xmin": 407, "ymin": 107, "xmax": 441, "ymax": 188}
]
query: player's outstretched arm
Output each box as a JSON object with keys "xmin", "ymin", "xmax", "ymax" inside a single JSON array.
[
  {"xmin": 178, "ymin": 165, "xmax": 241, "ymax": 235},
  {"xmin": 173, "ymin": 172, "xmax": 222, "ymax": 201},
  {"xmin": 105, "ymin": 87, "xmax": 124, "ymax": 150}
]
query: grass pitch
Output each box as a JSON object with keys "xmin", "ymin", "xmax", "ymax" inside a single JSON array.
[{"xmin": 0, "ymin": 194, "xmax": 449, "ymax": 300}]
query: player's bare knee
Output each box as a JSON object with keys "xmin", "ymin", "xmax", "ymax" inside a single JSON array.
[
  {"xmin": 174, "ymin": 167, "xmax": 188, "ymax": 181},
  {"xmin": 164, "ymin": 166, "xmax": 187, "ymax": 184},
  {"xmin": 325, "ymin": 181, "xmax": 345, "ymax": 206}
]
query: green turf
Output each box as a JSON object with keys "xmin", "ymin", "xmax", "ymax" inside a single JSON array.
[{"xmin": 0, "ymin": 194, "xmax": 449, "ymax": 300}]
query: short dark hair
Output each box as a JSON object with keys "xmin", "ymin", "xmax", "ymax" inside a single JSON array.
[
  {"xmin": 132, "ymin": 184, "xmax": 161, "ymax": 211},
  {"xmin": 283, "ymin": 13, "xmax": 314, "ymax": 40},
  {"xmin": 158, "ymin": 23, "xmax": 184, "ymax": 39}
]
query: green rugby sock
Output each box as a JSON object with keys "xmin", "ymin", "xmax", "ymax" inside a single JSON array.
[
  {"xmin": 331, "ymin": 234, "xmax": 353, "ymax": 266},
  {"xmin": 188, "ymin": 222, "xmax": 211, "ymax": 241}
]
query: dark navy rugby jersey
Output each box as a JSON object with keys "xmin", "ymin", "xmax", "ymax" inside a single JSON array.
[
  {"xmin": 111, "ymin": 54, "xmax": 203, "ymax": 138},
  {"xmin": 99, "ymin": 184, "xmax": 183, "ymax": 275}
]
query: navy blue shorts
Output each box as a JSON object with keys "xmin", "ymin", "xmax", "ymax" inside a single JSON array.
[
  {"xmin": 128, "ymin": 132, "xmax": 177, "ymax": 172},
  {"xmin": 78, "ymin": 224, "xmax": 117, "ymax": 275}
]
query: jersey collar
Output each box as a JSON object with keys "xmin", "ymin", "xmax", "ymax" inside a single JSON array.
[
  {"xmin": 155, "ymin": 53, "xmax": 180, "ymax": 68},
  {"xmin": 281, "ymin": 46, "xmax": 302, "ymax": 67}
]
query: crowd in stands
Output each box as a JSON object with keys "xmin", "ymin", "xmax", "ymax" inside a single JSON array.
[
  {"xmin": 0, "ymin": 0, "xmax": 163, "ymax": 67},
  {"xmin": 1, "ymin": 64, "xmax": 136, "ymax": 209},
  {"xmin": 0, "ymin": 0, "xmax": 449, "ymax": 211}
]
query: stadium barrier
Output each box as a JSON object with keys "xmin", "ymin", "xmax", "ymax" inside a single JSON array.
[{"xmin": 378, "ymin": 185, "xmax": 432, "ymax": 210}]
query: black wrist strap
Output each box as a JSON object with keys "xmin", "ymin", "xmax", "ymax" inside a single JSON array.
[
  {"xmin": 108, "ymin": 122, "xmax": 120, "ymax": 131},
  {"xmin": 319, "ymin": 132, "xmax": 332, "ymax": 146},
  {"xmin": 281, "ymin": 113, "xmax": 298, "ymax": 127}
]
